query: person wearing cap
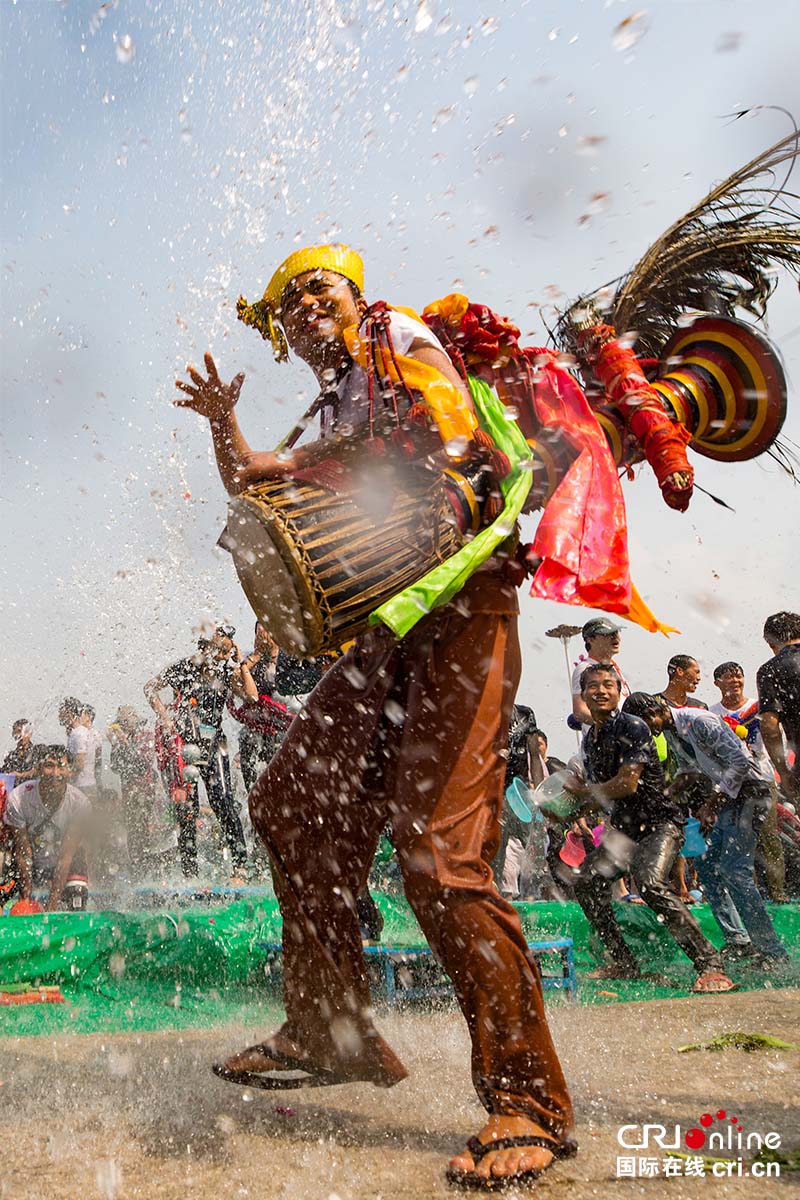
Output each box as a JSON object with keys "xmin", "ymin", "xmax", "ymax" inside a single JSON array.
[
  {"xmin": 175, "ymin": 245, "xmax": 574, "ymax": 1189},
  {"xmin": 570, "ymin": 617, "xmax": 630, "ymax": 729},
  {"xmin": 144, "ymin": 625, "xmax": 253, "ymax": 878}
]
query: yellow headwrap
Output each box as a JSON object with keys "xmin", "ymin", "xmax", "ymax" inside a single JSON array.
[{"xmin": 236, "ymin": 243, "xmax": 365, "ymax": 363}]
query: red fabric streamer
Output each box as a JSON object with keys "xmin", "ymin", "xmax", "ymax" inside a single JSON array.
[
  {"xmin": 521, "ymin": 348, "xmax": 634, "ymax": 614},
  {"xmin": 594, "ymin": 338, "xmax": 694, "ymax": 512}
]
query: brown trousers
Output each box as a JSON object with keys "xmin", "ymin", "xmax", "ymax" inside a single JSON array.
[{"xmin": 249, "ymin": 572, "xmax": 572, "ymax": 1138}]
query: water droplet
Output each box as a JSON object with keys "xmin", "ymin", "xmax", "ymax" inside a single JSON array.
[
  {"xmin": 493, "ymin": 114, "xmax": 515, "ymax": 136},
  {"xmin": 716, "ymin": 31, "xmax": 743, "ymax": 53},
  {"xmin": 576, "ymin": 134, "xmax": 606, "ymax": 156},
  {"xmin": 414, "ymin": 0, "xmax": 433, "ymax": 33},
  {"xmin": 115, "ymin": 33, "xmax": 135, "ymax": 65},
  {"xmin": 480, "ymin": 16, "xmax": 499, "ymax": 37},
  {"xmin": 445, "ymin": 434, "xmax": 469, "ymax": 458},
  {"xmin": 383, "ymin": 699, "xmax": 406, "ymax": 726},
  {"xmin": 612, "ymin": 12, "xmax": 649, "ymax": 53},
  {"xmin": 463, "ymin": 76, "xmax": 479, "ymax": 97},
  {"xmin": 432, "ymin": 105, "xmax": 455, "ymax": 131}
]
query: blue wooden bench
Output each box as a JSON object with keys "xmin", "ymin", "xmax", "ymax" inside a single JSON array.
[{"xmin": 258, "ymin": 937, "xmax": 577, "ymax": 1004}]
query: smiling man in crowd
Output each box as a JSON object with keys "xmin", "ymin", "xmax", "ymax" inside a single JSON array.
[{"xmin": 2, "ymin": 745, "xmax": 92, "ymax": 911}]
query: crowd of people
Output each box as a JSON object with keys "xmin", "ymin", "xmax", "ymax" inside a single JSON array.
[
  {"xmin": 495, "ymin": 610, "xmax": 800, "ymax": 994},
  {"xmin": 0, "ymin": 621, "xmax": 337, "ymax": 909},
  {"xmin": 1, "ymin": 610, "xmax": 797, "ymax": 950}
]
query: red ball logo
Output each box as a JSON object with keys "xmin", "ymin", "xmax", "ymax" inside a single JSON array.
[{"xmin": 685, "ymin": 1128, "xmax": 706, "ymax": 1149}]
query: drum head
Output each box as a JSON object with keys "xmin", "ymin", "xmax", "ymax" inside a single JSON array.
[{"xmin": 225, "ymin": 496, "xmax": 325, "ymax": 656}]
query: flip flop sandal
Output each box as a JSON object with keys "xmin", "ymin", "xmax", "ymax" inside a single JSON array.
[
  {"xmin": 692, "ymin": 971, "xmax": 739, "ymax": 995},
  {"xmin": 445, "ymin": 1135, "xmax": 578, "ymax": 1191},
  {"xmin": 212, "ymin": 1042, "xmax": 346, "ymax": 1090}
]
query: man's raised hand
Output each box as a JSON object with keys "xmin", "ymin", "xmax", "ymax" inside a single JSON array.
[{"xmin": 175, "ymin": 352, "xmax": 245, "ymax": 422}]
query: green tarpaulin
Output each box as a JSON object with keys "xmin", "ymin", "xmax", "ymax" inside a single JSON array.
[{"xmin": 1, "ymin": 895, "xmax": 797, "ymax": 1038}]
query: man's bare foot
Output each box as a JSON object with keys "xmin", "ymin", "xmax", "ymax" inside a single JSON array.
[{"xmin": 448, "ymin": 1114, "xmax": 558, "ymax": 1184}]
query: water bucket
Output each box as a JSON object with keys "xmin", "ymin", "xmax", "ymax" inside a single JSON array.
[
  {"xmin": 505, "ymin": 777, "xmax": 534, "ymax": 824},
  {"xmin": 530, "ymin": 771, "xmax": 580, "ymax": 820},
  {"xmin": 681, "ymin": 817, "xmax": 707, "ymax": 858},
  {"xmin": 559, "ymin": 830, "xmax": 587, "ymax": 868}
]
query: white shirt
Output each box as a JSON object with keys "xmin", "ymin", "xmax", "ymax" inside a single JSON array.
[
  {"xmin": 67, "ymin": 725, "xmax": 101, "ymax": 789},
  {"xmin": 320, "ymin": 309, "xmax": 445, "ymax": 437},
  {"xmin": 710, "ymin": 698, "xmax": 774, "ymax": 782},
  {"xmin": 3, "ymin": 780, "xmax": 91, "ymax": 873}
]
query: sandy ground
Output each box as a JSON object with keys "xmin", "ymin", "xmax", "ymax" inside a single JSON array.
[{"xmin": 1, "ymin": 989, "xmax": 798, "ymax": 1199}]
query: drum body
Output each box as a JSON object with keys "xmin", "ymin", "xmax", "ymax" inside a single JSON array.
[{"xmin": 225, "ymin": 446, "xmax": 472, "ymax": 656}]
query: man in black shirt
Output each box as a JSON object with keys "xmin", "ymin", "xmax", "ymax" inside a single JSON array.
[
  {"xmin": 2, "ymin": 720, "xmax": 46, "ymax": 783},
  {"xmin": 758, "ymin": 611, "xmax": 800, "ymax": 803},
  {"xmin": 145, "ymin": 626, "xmax": 250, "ymax": 876},
  {"xmin": 566, "ymin": 665, "xmax": 733, "ymax": 991}
]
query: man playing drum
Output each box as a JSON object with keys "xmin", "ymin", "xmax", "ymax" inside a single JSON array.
[{"xmin": 175, "ymin": 245, "xmax": 573, "ymax": 1190}]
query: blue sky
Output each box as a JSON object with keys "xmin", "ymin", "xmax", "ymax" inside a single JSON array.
[{"xmin": 2, "ymin": 0, "xmax": 798, "ymax": 755}]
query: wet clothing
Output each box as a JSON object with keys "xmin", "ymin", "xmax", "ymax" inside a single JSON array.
[
  {"xmin": 248, "ymin": 570, "xmax": 572, "ymax": 1137},
  {"xmin": 109, "ymin": 727, "xmax": 158, "ymax": 878},
  {"xmin": 710, "ymin": 698, "xmax": 773, "ymax": 781},
  {"xmin": 319, "ymin": 309, "xmax": 444, "ymax": 438},
  {"xmin": 158, "ymin": 657, "xmax": 246, "ymax": 873},
  {"xmin": 67, "ymin": 725, "xmax": 102, "ymax": 792},
  {"xmin": 236, "ymin": 650, "xmax": 283, "ymax": 792},
  {"xmin": 667, "ymin": 707, "xmax": 761, "ymax": 800},
  {"xmin": 574, "ymin": 823, "xmax": 723, "ymax": 975},
  {"xmin": 695, "ymin": 780, "xmax": 786, "ymax": 958},
  {"xmin": 499, "ymin": 703, "xmax": 537, "ymax": 847},
  {"xmin": 582, "ymin": 711, "xmax": 682, "ymax": 838},
  {"xmin": 757, "ymin": 643, "xmax": 800, "ymax": 782},
  {"xmin": 274, "ymin": 651, "xmax": 333, "ymax": 699},
  {"xmin": 162, "ymin": 657, "xmax": 233, "ymax": 741},
  {"xmin": 3, "ymin": 780, "xmax": 90, "ymax": 879},
  {"xmin": 576, "ymin": 713, "xmax": 720, "ymax": 974},
  {"xmin": 2, "ymin": 742, "xmax": 46, "ymax": 776}
]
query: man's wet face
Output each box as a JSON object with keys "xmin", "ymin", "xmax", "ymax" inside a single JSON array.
[
  {"xmin": 278, "ymin": 270, "xmax": 362, "ymax": 361},
  {"xmin": 641, "ymin": 707, "xmax": 667, "ymax": 735},
  {"xmin": 12, "ymin": 723, "xmax": 31, "ymax": 745},
  {"xmin": 38, "ymin": 756, "xmax": 70, "ymax": 805},
  {"xmin": 206, "ymin": 634, "xmax": 234, "ymax": 664},
  {"xmin": 680, "ymin": 660, "xmax": 701, "ymax": 692},
  {"xmin": 715, "ymin": 669, "xmax": 744, "ymax": 706},
  {"xmin": 583, "ymin": 671, "xmax": 621, "ymax": 716}
]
